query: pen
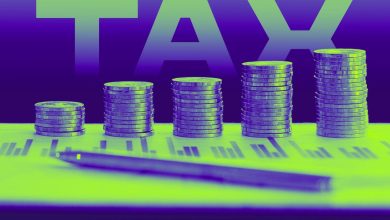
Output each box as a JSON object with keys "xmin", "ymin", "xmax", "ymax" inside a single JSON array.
[{"xmin": 57, "ymin": 151, "xmax": 332, "ymax": 192}]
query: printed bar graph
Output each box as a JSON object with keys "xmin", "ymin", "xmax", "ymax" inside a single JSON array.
[
  {"xmin": 251, "ymin": 144, "xmax": 263, "ymax": 158},
  {"xmin": 126, "ymin": 141, "xmax": 133, "ymax": 151},
  {"xmin": 288, "ymin": 141, "xmax": 308, "ymax": 158},
  {"xmin": 339, "ymin": 147, "xmax": 376, "ymax": 159},
  {"xmin": 166, "ymin": 138, "xmax": 176, "ymax": 156},
  {"xmin": 13, "ymin": 148, "xmax": 21, "ymax": 156},
  {"xmin": 140, "ymin": 138, "xmax": 148, "ymax": 153},
  {"xmin": 258, "ymin": 144, "xmax": 272, "ymax": 158},
  {"xmin": 211, "ymin": 146, "xmax": 220, "ymax": 158},
  {"xmin": 0, "ymin": 143, "xmax": 8, "ymax": 155},
  {"xmin": 21, "ymin": 139, "xmax": 33, "ymax": 156},
  {"xmin": 49, "ymin": 139, "xmax": 59, "ymax": 157},
  {"xmin": 230, "ymin": 141, "xmax": 244, "ymax": 158},
  {"xmin": 6, "ymin": 143, "xmax": 16, "ymax": 156},
  {"xmin": 268, "ymin": 138, "xmax": 288, "ymax": 158},
  {"xmin": 100, "ymin": 140, "xmax": 107, "ymax": 150},
  {"xmin": 183, "ymin": 146, "xmax": 192, "ymax": 157},
  {"xmin": 190, "ymin": 146, "xmax": 200, "ymax": 157},
  {"xmin": 217, "ymin": 146, "xmax": 228, "ymax": 158},
  {"xmin": 318, "ymin": 147, "xmax": 332, "ymax": 158},
  {"xmin": 226, "ymin": 148, "xmax": 236, "ymax": 158}
]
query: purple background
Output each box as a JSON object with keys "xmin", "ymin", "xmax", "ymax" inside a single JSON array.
[{"xmin": 0, "ymin": 0, "xmax": 389, "ymax": 123}]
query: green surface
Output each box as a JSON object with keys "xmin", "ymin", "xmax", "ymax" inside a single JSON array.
[{"xmin": 0, "ymin": 123, "xmax": 390, "ymax": 208}]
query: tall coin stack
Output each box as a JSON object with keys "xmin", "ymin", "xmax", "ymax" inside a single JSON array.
[
  {"xmin": 172, "ymin": 77, "xmax": 223, "ymax": 138},
  {"xmin": 35, "ymin": 101, "xmax": 85, "ymax": 137},
  {"xmin": 241, "ymin": 61, "xmax": 293, "ymax": 138},
  {"xmin": 314, "ymin": 49, "xmax": 368, "ymax": 138},
  {"xmin": 104, "ymin": 82, "xmax": 154, "ymax": 138}
]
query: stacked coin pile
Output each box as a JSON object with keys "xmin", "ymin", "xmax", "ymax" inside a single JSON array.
[
  {"xmin": 172, "ymin": 77, "xmax": 223, "ymax": 138},
  {"xmin": 104, "ymin": 81, "xmax": 154, "ymax": 138},
  {"xmin": 35, "ymin": 101, "xmax": 85, "ymax": 137},
  {"xmin": 314, "ymin": 49, "xmax": 368, "ymax": 138},
  {"xmin": 241, "ymin": 61, "xmax": 293, "ymax": 138}
]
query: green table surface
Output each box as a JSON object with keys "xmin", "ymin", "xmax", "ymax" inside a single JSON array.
[{"xmin": 0, "ymin": 123, "xmax": 389, "ymax": 208}]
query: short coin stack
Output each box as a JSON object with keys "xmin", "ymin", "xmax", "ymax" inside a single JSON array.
[
  {"xmin": 104, "ymin": 81, "xmax": 154, "ymax": 138},
  {"xmin": 314, "ymin": 49, "xmax": 368, "ymax": 138},
  {"xmin": 172, "ymin": 77, "xmax": 223, "ymax": 138},
  {"xmin": 35, "ymin": 101, "xmax": 85, "ymax": 137},
  {"xmin": 241, "ymin": 61, "xmax": 293, "ymax": 138}
]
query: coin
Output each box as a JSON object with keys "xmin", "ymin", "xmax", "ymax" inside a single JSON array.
[
  {"xmin": 314, "ymin": 49, "xmax": 366, "ymax": 59},
  {"xmin": 173, "ymin": 98, "xmax": 223, "ymax": 104},
  {"xmin": 104, "ymin": 126, "xmax": 152, "ymax": 133},
  {"xmin": 173, "ymin": 131, "xmax": 222, "ymax": 138},
  {"xmin": 173, "ymin": 110, "xmax": 223, "ymax": 117},
  {"xmin": 242, "ymin": 127, "xmax": 291, "ymax": 134},
  {"xmin": 35, "ymin": 126, "xmax": 84, "ymax": 133},
  {"xmin": 173, "ymin": 90, "xmax": 222, "ymax": 96},
  {"xmin": 104, "ymin": 81, "xmax": 153, "ymax": 91},
  {"xmin": 172, "ymin": 85, "xmax": 221, "ymax": 91},
  {"xmin": 174, "ymin": 102, "xmax": 223, "ymax": 109},
  {"xmin": 105, "ymin": 131, "xmax": 154, "ymax": 138},
  {"xmin": 36, "ymin": 130, "xmax": 85, "ymax": 137},
  {"xmin": 242, "ymin": 131, "xmax": 291, "ymax": 138},
  {"xmin": 242, "ymin": 61, "xmax": 293, "ymax": 70},
  {"xmin": 35, "ymin": 101, "xmax": 84, "ymax": 111},
  {"xmin": 172, "ymin": 77, "xmax": 222, "ymax": 87}
]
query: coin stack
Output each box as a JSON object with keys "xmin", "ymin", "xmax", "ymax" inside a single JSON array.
[
  {"xmin": 172, "ymin": 77, "xmax": 223, "ymax": 138},
  {"xmin": 104, "ymin": 81, "xmax": 154, "ymax": 138},
  {"xmin": 241, "ymin": 61, "xmax": 293, "ymax": 138},
  {"xmin": 35, "ymin": 101, "xmax": 85, "ymax": 137},
  {"xmin": 314, "ymin": 49, "xmax": 368, "ymax": 138}
]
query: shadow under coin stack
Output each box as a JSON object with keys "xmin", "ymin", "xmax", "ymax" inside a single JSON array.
[
  {"xmin": 35, "ymin": 101, "xmax": 85, "ymax": 137},
  {"xmin": 314, "ymin": 49, "xmax": 368, "ymax": 138},
  {"xmin": 104, "ymin": 82, "xmax": 154, "ymax": 138},
  {"xmin": 241, "ymin": 61, "xmax": 293, "ymax": 138},
  {"xmin": 172, "ymin": 77, "xmax": 223, "ymax": 138}
]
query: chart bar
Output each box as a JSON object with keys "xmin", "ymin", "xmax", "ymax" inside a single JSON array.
[
  {"xmin": 314, "ymin": 151, "xmax": 324, "ymax": 159},
  {"xmin": 140, "ymin": 138, "xmax": 148, "ymax": 153},
  {"xmin": 251, "ymin": 144, "xmax": 263, "ymax": 158},
  {"xmin": 226, "ymin": 148, "xmax": 236, "ymax": 158},
  {"xmin": 191, "ymin": 146, "xmax": 200, "ymax": 157},
  {"xmin": 361, "ymin": 147, "xmax": 377, "ymax": 158},
  {"xmin": 21, "ymin": 139, "xmax": 33, "ymax": 156},
  {"xmin": 126, "ymin": 141, "xmax": 133, "ymax": 151},
  {"xmin": 350, "ymin": 152, "xmax": 361, "ymax": 158},
  {"xmin": 100, "ymin": 140, "xmax": 107, "ymax": 150},
  {"xmin": 183, "ymin": 146, "xmax": 192, "ymax": 157},
  {"xmin": 6, "ymin": 143, "xmax": 16, "ymax": 156},
  {"xmin": 0, "ymin": 143, "xmax": 8, "ymax": 155},
  {"xmin": 318, "ymin": 147, "xmax": 332, "ymax": 158},
  {"xmin": 218, "ymin": 146, "xmax": 228, "ymax": 158},
  {"xmin": 211, "ymin": 147, "xmax": 220, "ymax": 158},
  {"xmin": 268, "ymin": 137, "xmax": 287, "ymax": 158},
  {"xmin": 288, "ymin": 141, "xmax": 307, "ymax": 158},
  {"xmin": 230, "ymin": 141, "xmax": 244, "ymax": 158},
  {"xmin": 50, "ymin": 139, "xmax": 59, "ymax": 157},
  {"xmin": 258, "ymin": 144, "xmax": 272, "ymax": 158},
  {"xmin": 353, "ymin": 147, "xmax": 368, "ymax": 159},
  {"xmin": 13, "ymin": 148, "xmax": 21, "ymax": 156},
  {"xmin": 339, "ymin": 148, "xmax": 352, "ymax": 158},
  {"xmin": 306, "ymin": 150, "xmax": 316, "ymax": 158},
  {"xmin": 166, "ymin": 138, "xmax": 176, "ymax": 156}
]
